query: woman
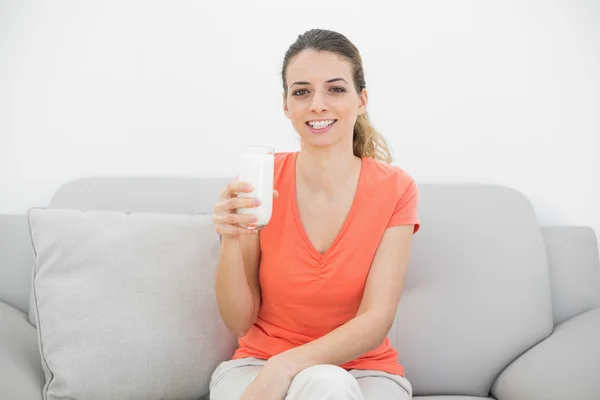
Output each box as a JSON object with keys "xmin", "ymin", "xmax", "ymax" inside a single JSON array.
[{"xmin": 210, "ymin": 29, "xmax": 420, "ymax": 400}]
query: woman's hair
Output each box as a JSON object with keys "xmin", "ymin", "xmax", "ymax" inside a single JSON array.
[{"xmin": 282, "ymin": 29, "xmax": 392, "ymax": 163}]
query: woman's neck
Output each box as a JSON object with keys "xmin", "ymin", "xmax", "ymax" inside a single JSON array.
[{"xmin": 296, "ymin": 146, "xmax": 362, "ymax": 196}]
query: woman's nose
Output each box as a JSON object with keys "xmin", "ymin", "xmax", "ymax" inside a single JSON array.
[{"xmin": 309, "ymin": 93, "xmax": 328, "ymax": 113}]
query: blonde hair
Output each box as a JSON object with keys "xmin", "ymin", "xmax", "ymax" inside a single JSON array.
[
  {"xmin": 353, "ymin": 112, "xmax": 392, "ymax": 163},
  {"xmin": 282, "ymin": 29, "xmax": 393, "ymax": 164}
]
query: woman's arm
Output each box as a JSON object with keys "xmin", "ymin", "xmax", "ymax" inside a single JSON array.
[
  {"xmin": 272, "ymin": 224, "xmax": 415, "ymax": 376},
  {"xmin": 215, "ymin": 234, "xmax": 262, "ymax": 337}
]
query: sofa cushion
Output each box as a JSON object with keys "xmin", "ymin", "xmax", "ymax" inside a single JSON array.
[
  {"xmin": 28, "ymin": 208, "xmax": 237, "ymax": 400},
  {"xmin": 0, "ymin": 301, "xmax": 44, "ymax": 400},
  {"xmin": 390, "ymin": 184, "xmax": 553, "ymax": 397},
  {"xmin": 29, "ymin": 177, "xmax": 230, "ymax": 327},
  {"xmin": 491, "ymin": 307, "xmax": 600, "ymax": 400}
]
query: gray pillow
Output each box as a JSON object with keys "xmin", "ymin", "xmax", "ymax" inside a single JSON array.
[{"xmin": 28, "ymin": 208, "xmax": 236, "ymax": 400}]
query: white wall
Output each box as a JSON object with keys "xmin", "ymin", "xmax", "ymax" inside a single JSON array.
[{"xmin": 1, "ymin": 1, "xmax": 599, "ymax": 237}]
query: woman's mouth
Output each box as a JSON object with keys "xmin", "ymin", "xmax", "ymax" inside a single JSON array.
[{"xmin": 305, "ymin": 119, "xmax": 337, "ymax": 134}]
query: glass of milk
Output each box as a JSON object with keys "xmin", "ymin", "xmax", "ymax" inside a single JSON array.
[{"xmin": 236, "ymin": 145, "xmax": 274, "ymax": 230}]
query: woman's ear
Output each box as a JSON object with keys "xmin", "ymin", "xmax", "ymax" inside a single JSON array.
[{"xmin": 358, "ymin": 88, "xmax": 368, "ymax": 116}]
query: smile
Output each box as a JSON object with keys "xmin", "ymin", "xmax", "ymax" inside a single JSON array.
[{"xmin": 305, "ymin": 119, "xmax": 337, "ymax": 133}]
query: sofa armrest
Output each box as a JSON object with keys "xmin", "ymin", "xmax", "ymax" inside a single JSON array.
[
  {"xmin": 0, "ymin": 213, "xmax": 35, "ymax": 315},
  {"xmin": 542, "ymin": 226, "xmax": 600, "ymax": 326},
  {"xmin": 491, "ymin": 307, "xmax": 600, "ymax": 400},
  {"xmin": 0, "ymin": 301, "xmax": 44, "ymax": 400}
]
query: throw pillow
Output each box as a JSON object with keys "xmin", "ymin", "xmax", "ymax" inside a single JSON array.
[{"xmin": 28, "ymin": 208, "xmax": 236, "ymax": 400}]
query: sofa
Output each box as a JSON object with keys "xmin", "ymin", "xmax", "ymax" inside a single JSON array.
[{"xmin": 1, "ymin": 176, "xmax": 600, "ymax": 400}]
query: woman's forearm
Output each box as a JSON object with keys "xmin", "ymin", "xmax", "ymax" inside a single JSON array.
[
  {"xmin": 215, "ymin": 237, "xmax": 257, "ymax": 336},
  {"xmin": 274, "ymin": 311, "xmax": 392, "ymax": 377}
]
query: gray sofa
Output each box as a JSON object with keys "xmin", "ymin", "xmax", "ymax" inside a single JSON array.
[{"xmin": 1, "ymin": 177, "xmax": 600, "ymax": 400}]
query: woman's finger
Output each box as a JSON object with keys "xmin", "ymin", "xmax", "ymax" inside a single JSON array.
[
  {"xmin": 217, "ymin": 224, "xmax": 258, "ymax": 237},
  {"xmin": 222, "ymin": 213, "xmax": 258, "ymax": 225},
  {"xmin": 225, "ymin": 197, "xmax": 260, "ymax": 211}
]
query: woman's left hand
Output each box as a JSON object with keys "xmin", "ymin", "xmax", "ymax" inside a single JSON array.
[{"xmin": 240, "ymin": 356, "xmax": 295, "ymax": 400}]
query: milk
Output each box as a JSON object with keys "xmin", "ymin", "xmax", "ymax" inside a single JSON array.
[{"xmin": 237, "ymin": 151, "xmax": 274, "ymax": 229}]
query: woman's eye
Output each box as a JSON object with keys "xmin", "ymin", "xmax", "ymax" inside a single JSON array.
[{"xmin": 292, "ymin": 87, "xmax": 345, "ymax": 96}]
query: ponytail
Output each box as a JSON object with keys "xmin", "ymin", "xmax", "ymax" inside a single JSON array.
[{"xmin": 353, "ymin": 112, "xmax": 392, "ymax": 163}]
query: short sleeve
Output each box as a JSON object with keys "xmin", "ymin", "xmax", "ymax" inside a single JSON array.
[{"xmin": 387, "ymin": 177, "xmax": 420, "ymax": 233}]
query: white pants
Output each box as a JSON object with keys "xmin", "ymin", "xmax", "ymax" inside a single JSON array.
[{"xmin": 209, "ymin": 357, "xmax": 412, "ymax": 400}]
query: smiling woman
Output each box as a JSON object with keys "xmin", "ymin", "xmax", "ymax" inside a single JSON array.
[
  {"xmin": 210, "ymin": 29, "xmax": 419, "ymax": 400},
  {"xmin": 282, "ymin": 33, "xmax": 393, "ymax": 164}
]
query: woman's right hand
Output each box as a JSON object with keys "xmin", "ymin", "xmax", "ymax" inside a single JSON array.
[{"xmin": 213, "ymin": 180, "xmax": 278, "ymax": 239}]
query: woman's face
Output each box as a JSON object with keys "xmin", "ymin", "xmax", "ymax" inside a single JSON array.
[{"xmin": 284, "ymin": 50, "xmax": 367, "ymax": 150}]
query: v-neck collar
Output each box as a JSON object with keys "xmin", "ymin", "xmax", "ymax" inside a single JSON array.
[{"xmin": 290, "ymin": 151, "xmax": 367, "ymax": 261}]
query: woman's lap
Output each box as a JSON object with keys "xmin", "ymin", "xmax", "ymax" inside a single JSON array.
[
  {"xmin": 209, "ymin": 357, "xmax": 412, "ymax": 400},
  {"xmin": 209, "ymin": 358, "xmax": 265, "ymax": 399},
  {"xmin": 349, "ymin": 368, "xmax": 412, "ymax": 399}
]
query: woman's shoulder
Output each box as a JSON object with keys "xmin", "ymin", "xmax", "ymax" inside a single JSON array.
[
  {"xmin": 363, "ymin": 157, "xmax": 416, "ymax": 188},
  {"xmin": 362, "ymin": 157, "xmax": 420, "ymax": 232}
]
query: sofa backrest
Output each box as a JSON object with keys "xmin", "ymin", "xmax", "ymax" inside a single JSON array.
[
  {"xmin": 542, "ymin": 226, "xmax": 600, "ymax": 326},
  {"xmin": 4, "ymin": 176, "xmax": 560, "ymax": 397},
  {"xmin": 49, "ymin": 176, "xmax": 228, "ymax": 215},
  {"xmin": 391, "ymin": 184, "xmax": 553, "ymax": 396}
]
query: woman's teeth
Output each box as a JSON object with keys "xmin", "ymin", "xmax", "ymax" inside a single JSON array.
[{"xmin": 308, "ymin": 120, "xmax": 335, "ymax": 129}]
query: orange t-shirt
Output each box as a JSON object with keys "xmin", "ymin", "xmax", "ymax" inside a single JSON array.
[{"xmin": 232, "ymin": 151, "xmax": 420, "ymax": 376}]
